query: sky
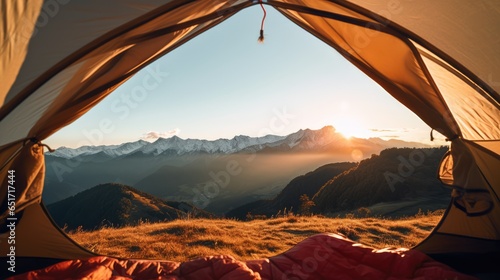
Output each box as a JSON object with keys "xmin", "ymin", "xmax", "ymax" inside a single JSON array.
[{"xmin": 46, "ymin": 6, "xmax": 445, "ymax": 149}]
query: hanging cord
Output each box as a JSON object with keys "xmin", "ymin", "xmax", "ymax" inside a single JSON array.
[
  {"xmin": 258, "ymin": 0, "xmax": 267, "ymax": 43},
  {"xmin": 430, "ymin": 129, "xmax": 434, "ymax": 141}
]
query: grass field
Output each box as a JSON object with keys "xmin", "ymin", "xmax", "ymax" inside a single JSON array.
[{"xmin": 68, "ymin": 210, "xmax": 443, "ymax": 262}]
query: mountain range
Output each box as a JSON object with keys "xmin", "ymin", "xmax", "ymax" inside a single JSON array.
[
  {"xmin": 50, "ymin": 126, "xmax": 428, "ymax": 159},
  {"xmin": 47, "ymin": 147, "xmax": 450, "ymax": 230},
  {"xmin": 50, "ymin": 134, "xmax": 286, "ymax": 159},
  {"xmin": 44, "ymin": 126, "xmax": 431, "ymax": 213}
]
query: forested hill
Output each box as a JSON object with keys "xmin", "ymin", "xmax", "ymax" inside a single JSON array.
[
  {"xmin": 313, "ymin": 147, "xmax": 449, "ymax": 213},
  {"xmin": 47, "ymin": 183, "xmax": 212, "ymax": 230},
  {"xmin": 228, "ymin": 147, "xmax": 449, "ymax": 219},
  {"xmin": 226, "ymin": 162, "xmax": 356, "ymax": 219}
]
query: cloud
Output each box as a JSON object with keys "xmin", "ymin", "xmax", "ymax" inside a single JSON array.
[
  {"xmin": 141, "ymin": 128, "xmax": 180, "ymax": 140},
  {"xmin": 370, "ymin": 128, "xmax": 414, "ymax": 133},
  {"xmin": 370, "ymin": 128, "xmax": 398, "ymax": 132}
]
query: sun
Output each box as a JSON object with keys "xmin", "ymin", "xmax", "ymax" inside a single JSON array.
[{"xmin": 333, "ymin": 118, "xmax": 369, "ymax": 139}]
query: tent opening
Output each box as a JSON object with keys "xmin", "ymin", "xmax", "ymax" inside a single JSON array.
[{"xmin": 42, "ymin": 6, "xmax": 448, "ymax": 262}]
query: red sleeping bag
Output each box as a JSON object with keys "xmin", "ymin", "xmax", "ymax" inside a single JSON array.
[{"xmin": 8, "ymin": 234, "xmax": 476, "ymax": 280}]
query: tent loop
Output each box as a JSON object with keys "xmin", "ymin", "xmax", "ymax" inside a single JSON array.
[
  {"xmin": 258, "ymin": 0, "xmax": 266, "ymax": 43},
  {"xmin": 445, "ymin": 135, "xmax": 459, "ymax": 142},
  {"xmin": 29, "ymin": 137, "xmax": 55, "ymax": 153}
]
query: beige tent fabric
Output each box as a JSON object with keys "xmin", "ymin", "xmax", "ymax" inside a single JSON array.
[
  {"xmin": 347, "ymin": 0, "xmax": 500, "ymax": 99},
  {"xmin": 273, "ymin": 0, "xmax": 460, "ymax": 139},
  {"xmin": 429, "ymin": 139, "xmax": 500, "ymax": 248},
  {"xmin": 0, "ymin": 203, "xmax": 94, "ymax": 258},
  {"xmin": 419, "ymin": 49, "xmax": 500, "ymax": 140},
  {"xmin": 473, "ymin": 140, "xmax": 500, "ymax": 155},
  {"xmin": 0, "ymin": 0, "xmax": 42, "ymax": 107},
  {"xmin": 0, "ymin": 62, "xmax": 83, "ymax": 147},
  {"xmin": 0, "ymin": 141, "xmax": 44, "ymax": 222},
  {"xmin": 419, "ymin": 138, "xmax": 500, "ymax": 253},
  {"xmin": 437, "ymin": 199, "xmax": 499, "ymax": 240},
  {"xmin": 1, "ymin": 0, "xmax": 169, "ymax": 107},
  {"xmin": 466, "ymin": 141, "xmax": 500, "ymax": 192}
]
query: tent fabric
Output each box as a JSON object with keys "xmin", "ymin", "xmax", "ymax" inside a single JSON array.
[
  {"xmin": 347, "ymin": 0, "xmax": 500, "ymax": 99},
  {"xmin": 0, "ymin": 203, "xmax": 94, "ymax": 259},
  {"xmin": 7, "ymin": 234, "xmax": 477, "ymax": 280},
  {"xmin": 0, "ymin": 0, "xmax": 42, "ymax": 105},
  {"xmin": 0, "ymin": 0, "xmax": 499, "ymax": 269},
  {"xmin": 0, "ymin": 141, "xmax": 44, "ymax": 222},
  {"xmin": 432, "ymin": 139, "xmax": 500, "ymax": 240},
  {"xmin": 274, "ymin": 0, "xmax": 460, "ymax": 139}
]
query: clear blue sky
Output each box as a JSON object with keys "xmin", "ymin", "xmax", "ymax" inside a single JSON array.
[{"xmin": 46, "ymin": 6, "xmax": 444, "ymax": 148}]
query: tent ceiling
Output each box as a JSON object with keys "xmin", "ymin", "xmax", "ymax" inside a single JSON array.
[{"xmin": 346, "ymin": 0, "xmax": 500, "ymax": 102}]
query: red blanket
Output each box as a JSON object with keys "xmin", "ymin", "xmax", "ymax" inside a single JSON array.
[{"xmin": 8, "ymin": 234, "xmax": 476, "ymax": 280}]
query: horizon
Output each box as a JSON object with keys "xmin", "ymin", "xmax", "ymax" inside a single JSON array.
[
  {"xmin": 51, "ymin": 125, "xmax": 446, "ymax": 150},
  {"xmin": 45, "ymin": 6, "xmax": 447, "ymax": 149},
  {"xmin": 50, "ymin": 125, "xmax": 424, "ymax": 149}
]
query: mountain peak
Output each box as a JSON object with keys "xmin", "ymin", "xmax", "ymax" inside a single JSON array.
[
  {"xmin": 320, "ymin": 125, "xmax": 336, "ymax": 133},
  {"xmin": 154, "ymin": 135, "xmax": 181, "ymax": 142}
]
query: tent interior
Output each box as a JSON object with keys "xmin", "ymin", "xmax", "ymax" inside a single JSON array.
[{"xmin": 1, "ymin": 0, "xmax": 499, "ymax": 278}]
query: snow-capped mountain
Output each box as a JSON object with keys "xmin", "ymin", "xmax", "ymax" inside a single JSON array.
[
  {"xmin": 274, "ymin": 125, "xmax": 345, "ymax": 150},
  {"xmin": 51, "ymin": 140, "xmax": 149, "ymax": 159},
  {"xmin": 49, "ymin": 134, "xmax": 287, "ymax": 158},
  {"xmin": 137, "ymin": 134, "xmax": 286, "ymax": 156},
  {"xmin": 48, "ymin": 126, "xmax": 428, "ymax": 159},
  {"xmin": 241, "ymin": 126, "xmax": 368, "ymax": 153}
]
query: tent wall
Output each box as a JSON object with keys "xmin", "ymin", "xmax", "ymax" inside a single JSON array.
[
  {"xmin": 273, "ymin": 0, "xmax": 460, "ymax": 139},
  {"xmin": 0, "ymin": 0, "xmax": 42, "ymax": 107},
  {"xmin": 347, "ymin": 0, "xmax": 500, "ymax": 100},
  {"xmin": 0, "ymin": 203, "xmax": 94, "ymax": 259}
]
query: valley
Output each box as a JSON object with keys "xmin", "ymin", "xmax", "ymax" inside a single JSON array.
[{"xmin": 44, "ymin": 126, "xmax": 434, "ymax": 216}]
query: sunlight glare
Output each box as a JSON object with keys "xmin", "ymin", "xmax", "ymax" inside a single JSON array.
[{"xmin": 334, "ymin": 118, "xmax": 370, "ymax": 139}]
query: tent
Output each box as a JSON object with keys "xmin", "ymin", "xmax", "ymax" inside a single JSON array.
[{"xmin": 1, "ymin": 0, "xmax": 499, "ymax": 277}]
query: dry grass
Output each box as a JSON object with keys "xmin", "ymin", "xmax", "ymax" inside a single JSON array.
[{"xmin": 69, "ymin": 210, "xmax": 443, "ymax": 262}]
